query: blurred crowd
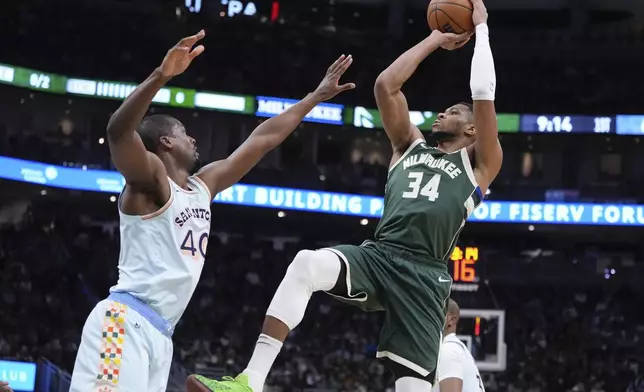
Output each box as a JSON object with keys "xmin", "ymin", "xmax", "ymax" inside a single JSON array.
[{"xmin": 1, "ymin": 200, "xmax": 643, "ymax": 391}]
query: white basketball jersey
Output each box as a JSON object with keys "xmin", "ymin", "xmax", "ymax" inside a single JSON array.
[
  {"xmin": 110, "ymin": 176, "xmax": 212, "ymax": 327},
  {"xmin": 435, "ymin": 333, "xmax": 485, "ymax": 392}
]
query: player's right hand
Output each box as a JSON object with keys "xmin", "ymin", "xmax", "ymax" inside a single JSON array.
[
  {"xmin": 159, "ymin": 30, "xmax": 206, "ymax": 78},
  {"xmin": 0, "ymin": 381, "xmax": 14, "ymax": 392},
  {"xmin": 431, "ymin": 30, "xmax": 472, "ymax": 51}
]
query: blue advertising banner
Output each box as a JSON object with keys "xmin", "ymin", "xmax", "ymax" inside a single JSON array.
[
  {"xmin": 255, "ymin": 95, "xmax": 344, "ymax": 125},
  {"xmin": 0, "ymin": 360, "xmax": 37, "ymax": 392},
  {"xmin": 2, "ymin": 156, "xmax": 644, "ymax": 226}
]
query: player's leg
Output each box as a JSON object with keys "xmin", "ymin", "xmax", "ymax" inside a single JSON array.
[
  {"xmin": 188, "ymin": 244, "xmax": 382, "ymax": 392},
  {"xmin": 375, "ymin": 257, "xmax": 451, "ymax": 392},
  {"xmin": 148, "ymin": 330, "xmax": 174, "ymax": 392},
  {"xmin": 247, "ymin": 249, "xmax": 348, "ymax": 389},
  {"xmin": 70, "ymin": 299, "xmax": 151, "ymax": 392},
  {"xmin": 385, "ymin": 360, "xmax": 434, "ymax": 392},
  {"xmin": 188, "ymin": 249, "xmax": 342, "ymax": 391}
]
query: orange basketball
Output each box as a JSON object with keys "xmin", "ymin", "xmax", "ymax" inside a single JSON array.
[{"xmin": 427, "ymin": 0, "xmax": 474, "ymax": 34}]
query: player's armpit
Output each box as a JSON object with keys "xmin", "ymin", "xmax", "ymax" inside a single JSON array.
[
  {"xmin": 439, "ymin": 377, "xmax": 464, "ymax": 392},
  {"xmin": 472, "ymin": 101, "xmax": 503, "ymax": 193},
  {"xmin": 194, "ymin": 135, "xmax": 270, "ymax": 196}
]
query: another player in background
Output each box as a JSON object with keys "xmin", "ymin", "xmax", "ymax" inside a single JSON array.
[
  {"xmin": 434, "ymin": 299, "xmax": 485, "ymax": 392},
  {"xmin": 190, "ymin": 0, "xmax": 499, "ymax": 391},
  {"xmin": 69, "ymin": 30, "xmax": 355, "ymax": 392}
]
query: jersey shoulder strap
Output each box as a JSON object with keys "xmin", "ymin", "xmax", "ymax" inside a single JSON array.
[{"xmin": 389, "ymin": 138, "xmax": 426, "ymax": 173}]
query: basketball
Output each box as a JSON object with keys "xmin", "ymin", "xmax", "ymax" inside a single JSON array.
[{"xmin": 427, "ymin": 0, "xmax": 474, "ymax": 34}]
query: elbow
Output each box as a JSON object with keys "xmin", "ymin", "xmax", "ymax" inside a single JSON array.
[
  {"xmin": 374, "ymin": 72, "xmax": 395, "ymax": 96},
  {"xmin": 105, "ymin": 115, "xmax": 124, "ymax": 141}
]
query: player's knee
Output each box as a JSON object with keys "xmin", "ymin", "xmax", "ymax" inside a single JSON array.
[{"xmin": 286, "ymin": 249, "xmax": 340, "ymax": 292}]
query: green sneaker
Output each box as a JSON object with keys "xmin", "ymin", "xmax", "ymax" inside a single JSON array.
[{"xmin": 186, "ymin": 373, "xmax": 253, "ymax": 392}]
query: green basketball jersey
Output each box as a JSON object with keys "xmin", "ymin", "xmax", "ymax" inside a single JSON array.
[{"xmin": 374, "ymin": 139, "xmax": 483, "ymax": 262}]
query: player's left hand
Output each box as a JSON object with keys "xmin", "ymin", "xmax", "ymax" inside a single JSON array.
[
  {"xmin": 432, "ymin": 30, "xmax": 473, "ymax": 51},
  {"xmin": 0, "ymin": 381, "xmax": 14, "ymax": 392},
  {"xmin": 312, "ymin": 55, "xmax": 356, "ymax": 102},
  {"xmin": 470, "ymin": 0, "xmax": 489, "ymax": 26}
]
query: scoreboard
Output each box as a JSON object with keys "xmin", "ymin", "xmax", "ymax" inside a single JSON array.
[
  {"xmin": 449, "ymin": 246, "xmax": 482, "ymax": 292},
  {"xmin": 521, "ymin": 114, "xmax": 614, "ymax": 134}
]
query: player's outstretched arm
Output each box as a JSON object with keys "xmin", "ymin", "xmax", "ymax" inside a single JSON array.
[
  {"xmin": 469, "ymin": 0, "xmax": 502, "ymax": 194},
  {"xmin": 196, "ymin": 55, "xmax": 355, "ymax": 196},
  {"xmin": 375, "ymin": 30, "xmax": 471, "ymax": 159},
  {"xmin": 106, "ymin": 30, "xmax": 205, "ymax": 189}
]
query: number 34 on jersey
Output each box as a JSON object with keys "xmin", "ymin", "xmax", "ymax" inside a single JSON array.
[{"xmin": 402, "ymin": 172, "xmax": 442, "ymax": 201}]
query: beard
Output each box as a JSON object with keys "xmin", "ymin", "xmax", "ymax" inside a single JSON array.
[{"xmin": 429, "ymin": 129, "xmax": 456, "ymax": 143}]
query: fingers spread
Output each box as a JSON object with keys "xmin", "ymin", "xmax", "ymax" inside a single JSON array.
[
  {"xmin": 328, "ymin": 54, "xmax": 346, "ymax": 73},
  {"xmin": 336, "ymin": 55, "xmax": 353, "ymax": 76}
]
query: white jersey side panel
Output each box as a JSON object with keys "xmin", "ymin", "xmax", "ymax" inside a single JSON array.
[
  {"xmin": 434, "ymin": 333, "xmax": 485, "ymax": 392},
  {"xmin": 110, "ymin": 176, "xmax": 212, "ymax": 327}
]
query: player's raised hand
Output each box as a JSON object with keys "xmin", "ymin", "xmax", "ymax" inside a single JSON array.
[
  {"xmin": 0, "ymin": 381, "xmax": 13, "ymax": 392},
  {"xmin": 312, "ymin": 55, "xmax": 356, "ymax": 102},
  {"xmin": 431, "ymin": 30, "xmax": 473, "ymax": 51},
  {"xmin": 159, "ymin": 30, "xmax": 206, "ymax": 78},
  {"xmin": 470, "ymin": 0, "xmax": 489, "ymax": 26}
]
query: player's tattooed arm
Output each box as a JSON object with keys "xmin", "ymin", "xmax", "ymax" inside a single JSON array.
[
  {"xmin": 106, "ymin": 30, "xmax": 205, "ymax": 190},
  {"xmin": 469, "ymin": 0, "xmax": 502, "ymax": 195},
  {"xmin": 196, "ymin": 55, "xmax": 355, "ymax": 197},
  {"xmin": 375, "ymin": 30, "xmax": 470, "ymax": 163}
]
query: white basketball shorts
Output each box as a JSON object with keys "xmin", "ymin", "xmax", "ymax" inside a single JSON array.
[{"xmin": 69, "ymin": 293, "xmax": 174, "ymax": 392}]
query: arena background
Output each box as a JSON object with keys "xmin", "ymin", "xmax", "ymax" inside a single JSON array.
[{"xmin": 1, "ymin": 0, "xmax": 643, "ymax": 391}]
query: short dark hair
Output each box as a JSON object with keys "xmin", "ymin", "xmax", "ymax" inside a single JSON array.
[
  {"xmin": 457, "ymin": 102, "xmax": 473, "ymax": 113},
  {"xmin": 136, "ymin": 115, "xmax": 181, "ymax": 153},
  {"xmin": 457, "ymin": 102, "xmax": 474, "ymax": 122}
]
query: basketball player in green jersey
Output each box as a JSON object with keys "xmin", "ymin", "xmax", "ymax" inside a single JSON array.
[{"xmin": 189, "ymin": 1, "xmax": 499, "ymax": 391}]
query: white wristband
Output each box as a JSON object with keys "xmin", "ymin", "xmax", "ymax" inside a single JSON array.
[
  {"xmin": 470, "ymin": 23, "xmax": 496, "ymax": 101},
  {"xmin": 475, "ymin": 23, "xmax": 489, "ymax": 41}
]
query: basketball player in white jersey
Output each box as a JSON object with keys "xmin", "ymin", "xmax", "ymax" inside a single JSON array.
[
  {"xmin": 68, "ymin": 30, "xmax": 355, "ymax": 392},
  {"xmin": 434, "ymin": 299, "xmax": 485, "ymax": 392}
]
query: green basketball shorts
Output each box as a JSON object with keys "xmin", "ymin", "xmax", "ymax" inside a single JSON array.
[{"xmin": 322, "ymin": 241, "xmax": 452, "ymax": 377}]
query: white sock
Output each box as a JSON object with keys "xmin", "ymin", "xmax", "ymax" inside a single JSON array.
[
  {"xmin": 395, "ymin": 377, "xmax": 433, "ymax": 392},
  {"xmin": 243, "ymin": 250, "xmax": 341, "ymax": 392},
  {"xmin": 243, "ymin": 334, "xmax": 283, "ymax": 392}
]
